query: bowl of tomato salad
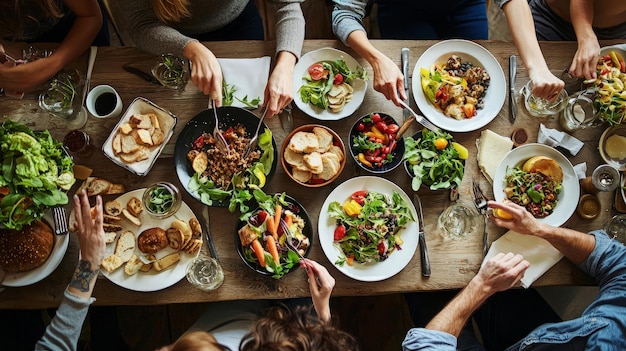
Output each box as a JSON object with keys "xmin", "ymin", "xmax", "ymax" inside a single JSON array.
[{"xmin": 349, "ymin": 112, "xmax": 405, "ymax": 174}]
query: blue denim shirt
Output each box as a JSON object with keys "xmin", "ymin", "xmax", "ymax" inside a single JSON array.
[{"xmin": 402, "ymin": 230, "xmax": 626, "ymax": 350}]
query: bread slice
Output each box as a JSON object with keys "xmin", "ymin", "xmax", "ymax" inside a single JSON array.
[
  {"xmin": 119, "ymin": 148, "xmax": 149, "ymax": 163},
  {"xmin": 114, "ymin": 231, "xmax": 136, "ymax": 262},
  {"xmin": 122, "ymin": 208, "xmax": 142, "ymax": 227},
  {"xmin": 103, "ymin": 214, "xmax": 121, "ymax": 223},
  {"xmin": 136, "ymin": 129, "xmax": 154, "ymax": 145},
  {"xmin": 112, "ymin": 133, "xmax": 122, "ymax": 155},
  {"xmin": 151, "ymin": 128, "xmax": 165, "ymax": 146},
  {"xmin": 124, "ymin": 255, "xmax": 144, "ymax": 276},
  {"xmin": 148, "ymin": 113, "xmax": 160, "ymax": 130},
  {"xmin": 166, "ymin": 227, "xmax": 184, "ymax": 250},
  {"xmin": 127, "ymin": 197, "xmax": 144, "ymax": 217},
  {"xmin": 522, "ymin": 156, "xmax": 563, "ymax": 183},
  {"xmin": 171, "ymin": 219, "xmax": 192, "ymax": 248},
  {"xmin": 476, "ymin": 129, "xmax": 513, "ymax": 184},
  {"xmin": 108, "ymin": 183, "xmax": 126, "ymax": 195},
  {"xmin": 318, "ymin": 153, "xmax": 340, "ymax": 181},
  {"xmin": 329, "ymin": 145, "xmax": 344, "ymax": 161},
  {"xmin": 303, "ymin": 152, "xmax": 323, "ymax": 174},
  {"xmin": 119, "ymin": 123, "xmax": 133, "ymax": 135},
  {"xmin": 292, "ymin": 168, "xmax": 312, "ymax": 183},
  {"xmin": 104, "ymin": 232, "xmax": 118, "ymax": 244},
  {"xmin": 140, "ymin": 254, "xmax": 155, "ymax": 272},
  {"xmin": 288, "ymin": 131, "xmax": 318, "ymax": 153},
  {"xmin": 102, "ymin": 254, "xmax": 124, "ymax": 273},
  {"xmin": 153, "ymin": 252, "xmax": 180, "ymax": 271},
  {"xmin": 284, "ymin": 148, "xmax": 307, "ymax": 171},
  {"xmin": 105, "ymin": 200, "xmax": 123, "ymax": 216},
  {"xmin": 182, "ymin": 239, "xmax": 202, "ymax": 255},
  {"xmin": 313, "ymin": 127, "xmax": 333, "ymax": 153},
  {"xmin": 129, "ymin": 114, "xmax": 152, "ymax": 129},
  {"xmin": 189, "ymin": 218, "xmax": 201, "ymax": 239},
  {"xmin": 121, "ymin": 134, "xmax": 141, "ymax": 154},
  {"xmin": 103, "ymin": 223, "xmax": 123, "ymax": 233}
]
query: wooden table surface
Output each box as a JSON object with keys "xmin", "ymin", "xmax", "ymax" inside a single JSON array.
[{"xmin": 3, "ymin": 39, "xmax": 619, "ymax": 309}]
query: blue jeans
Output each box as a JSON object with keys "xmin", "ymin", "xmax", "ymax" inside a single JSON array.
[
  {"xmin": 191, "ymin": 0, "xmax": 264, "ymax": 41},
  {"xmin": 376, "ymin": 0, "xmax": 488, "ymax": 40}
]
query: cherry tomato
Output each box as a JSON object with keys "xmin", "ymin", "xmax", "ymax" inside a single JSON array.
[
  {"xmin": 386, "ymin": 124, "xmax": 399, "ymax": 134},
  {"xmin": 309, "ymin": 177, "xmax": 326, "ymax": 185},
  {"xmin": 376, "ymin": 121, "xmax": 388, "ymax": 133},
  {"xmin": 371, "ymin": 113, "xmax": 381, "ymax": 123},
  {"xmin": 356, "ymin": 122, "xmax": 365, "ymax": 132},
  {"xmin": 333, "ymin": 73, "xmax": 344, "ymax": 85},
  {"xmin": 334, "ymin": 224, "xmax": 347, "ymax": 241},
  {"xmin": 193, "ymin": 135, "xmax": 205, "ymax": 149},
  {"xmin": 308, "ymin": 63, "xmax": 327, "ymax": 81},
  {"xmin": 377, "ymin": 241, "xmax": 386, "ymax": 255},
  {"xmin": 352, "ymin": 190, "xmax": 367, "ymax": 197}
]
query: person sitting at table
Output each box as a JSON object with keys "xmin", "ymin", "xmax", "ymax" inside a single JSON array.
[
  {"xmin": 332, "ymin": 0, "xmax": 564, "ymax": 105},
  {"xmin": 154, "ymin": 258, "xmax": 358, "ymax": 351},
  {"xmin": 0, "ymin": 0, "xmax": 108, "ymax": 93},
  {"xmin": 120, "ymin": 0, "xmax": 304, "ymax": 117},
  {"xmin": 402, "ymin": 200, "xmax": 626, "ymax": 350},
  {"xmin": 530, "ymin": 0, "xmax": 626, "ymax": 80}
]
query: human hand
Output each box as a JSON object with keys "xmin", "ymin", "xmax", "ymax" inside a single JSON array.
[
  {"xmin": 569, "ymin": 37, "xmax": 600, "ymax": 80},
  {"xmin": 528, "ymin": 68, "xmax": 565, "ymax": 100},
  {"xmin": 0, "ymin": 58, "xmax": 54, "ymax": 93},
  {"xmin": 300, "ymin": 258, "xmax": 334, "ymax": 323},
  {"xmin": 264, "ymin": 53, "xmax": 295, "ymax": 117},
  {"xmin": 474, "ymin": 252, "xmax": 529, "ymax": 295},
  {"xmin": 183, "ymin": 41, "xmax": 223, "ymax": 103},
  {"xmin": 73, "ymin": 191, "xmax": 105, "ymax": 269},
  {"xmin": 488, "ymin": 200, "xmax": 549, "ymax": 236},
  {"xmin": 371, "ymin": 54, "xmax": 406, "ymax": 106}
]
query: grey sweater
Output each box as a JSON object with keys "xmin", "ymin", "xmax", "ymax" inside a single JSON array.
[
  {"xmin": 35, "ymin": 290, "xmax": 94, "ymax": 351},
  {"xmin": 120, "ymin": 0, "xmax": 305, "ymax": 59}
]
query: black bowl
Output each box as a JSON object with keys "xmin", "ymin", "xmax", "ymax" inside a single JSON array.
[
  {"xmin": 174, "ymin": 106, "xmax": 278, "ymax": 207},
  {"xmin": 234, "ymin": 194, "xmax": 314, "ymax": 278},
  {"xmin": 348, "ymin": 112, "xmax": 405, "ymax": 174}
]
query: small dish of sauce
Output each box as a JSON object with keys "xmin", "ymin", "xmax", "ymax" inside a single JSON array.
[{"xmin": 577, "ymin": 194, "xmax": 601, "ymax": 220}]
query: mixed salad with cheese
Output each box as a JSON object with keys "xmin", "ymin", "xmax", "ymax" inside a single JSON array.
[
  {"xmin": 327, "ymin": 190, "xmax": 414, "ymax": 266},
  {"xmin": 504, "ymin": 167, "xmax": 562, "ymax": 218}
]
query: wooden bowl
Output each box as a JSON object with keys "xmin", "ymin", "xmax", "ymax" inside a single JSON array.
[{"xmin": 280, "ymin": 124, "xmax": 346, "ymax": 187}]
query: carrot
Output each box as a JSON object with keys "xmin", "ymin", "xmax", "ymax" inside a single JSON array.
[
  {"xmin": 284, "ymin": 213, "xmax": 293, "ymax": 229},
  {"xmin": 266, "ymin": 235, "xmax": 280, "ymax": 265},
  {"xmin": 274, "ymin": 205, "xmax": 282, "ymax": 235},
  {"xmin": 346, "ymin": 254, "xmax": 355, "ymax": 266},
  {"xmin": 266, "ymin": 216, "xmax": 277, "ymax": 240},
  {"xmin": 251, "ymin": 239, "xmax": 266, "ymax": 267}
]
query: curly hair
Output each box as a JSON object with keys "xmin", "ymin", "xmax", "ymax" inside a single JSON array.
[{"xmin": 239, "ymin": 304, "xmax": 359, "ymax": 351}]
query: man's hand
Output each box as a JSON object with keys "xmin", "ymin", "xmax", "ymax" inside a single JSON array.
[
  {"xmin": 73, "ymin": 191, "xmax": 105, "ymax": 270},
  {"xmin": 300, "ymin": 258, "xmax": 334, "ymax": 323},
  {"xmin": 489, "ymin": 201, "xmax": 545, "ymax": 236},
  {"xmin": 528, "ymin": 68, "xmax": 565, "ymax": 100},
  {"xmin": 569, "ymin": 37, "xmax": 600, "ymax": 80},
  {"xmin": 474, "ymin": 252, "xmax": 530, "ymax": 296}
]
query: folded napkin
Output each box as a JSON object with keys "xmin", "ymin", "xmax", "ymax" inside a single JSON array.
[
  {"xmin": 482, "ymin": 230, "xmax": 563, "ymax": 288},
  {"xmin": 218, "ymin": 57, "xmax": 271, "ymax": 108},
  {"xmin": 538, "ymin": 123, "xmax": 584, "ymax": 156}
]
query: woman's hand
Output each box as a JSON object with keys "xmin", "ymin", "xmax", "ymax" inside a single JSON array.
[
  {"xmin": 264, "ymin": 52, "xmax": 296, "ymax": 117},
  {"xmin": 370, "ymin": 54, "xmax": 406, "ymax": 107},
  {"xmin": 0, "ymin": 58, "xmax": 58, "ymax": 92},
  {"xmin": 569, "ymin": 37, "xmax": 600, "ymax": 80},
  {"xmin": 300, "ymin": 258, "xmax": 334, "ymax": 323},
  {"xmin": 528, "ymin": 68, "xmax": 565, "ymax": 100},
  {"xmin": 183, "ymin": 41, "xmax": 223, "ymax": 103},
  {"xmin": 73, "ymin": 191, "xmax": 105, "ymax": 269}
]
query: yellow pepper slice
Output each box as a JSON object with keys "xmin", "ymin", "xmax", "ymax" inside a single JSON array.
[
  {"xmin": 343, "ymin": 199, "xmax": 363, "ymax": 217},
  {"xmin": 357, "ymin": 153, "xmax": 373, "ymax": 168}
]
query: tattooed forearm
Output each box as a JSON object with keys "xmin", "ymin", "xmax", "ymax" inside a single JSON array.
[{"xmin": 70, "ymin": 260, "xmax": 99, "ymax": 292}]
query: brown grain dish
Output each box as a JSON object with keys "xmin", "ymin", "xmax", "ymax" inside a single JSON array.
[
  {"xmin": 137, "ymin": 227, "xmax": 168, "ymax": 254},
  {"xmin": 0, "ymin": 221, "xmax": 54, "ymax": 272}
]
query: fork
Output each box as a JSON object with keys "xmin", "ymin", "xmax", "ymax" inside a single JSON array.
[
  {"xmin": 278, "ymin": 219, "xmax": 304, "ymax": 260},
  {"xmin": 472, "ymin": 180, "xmax": 489, "ymax": 257},
  {"xmin": 279, "ymin": 103, "xmax": 293, "ymax": 132},
  {"xmin": 210, "ymin": 99, "xmax": 230, "ymax": 153},
  {"xmin": 53, "ymin": 206, "xmax": 69, "ymax": 235},
  {"xmin": 398, "ymin": 100, "xmax": 440, "ymax": 132},
  {"xmin": 242, "ymin": 106, "xmax": 269, "ymax": 160}
]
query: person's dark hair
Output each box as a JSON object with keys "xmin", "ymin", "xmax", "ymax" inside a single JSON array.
[
  {"xmin": 0, "ymin": 0, "xmax": 62, "ymax": 36},
  {"xmin": 239, "ymin": 304, "xmax": 359, "ymax": 351}
]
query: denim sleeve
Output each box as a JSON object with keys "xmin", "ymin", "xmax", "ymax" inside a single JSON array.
[
  {"xmin": 331, "ymin": 0, "xmax": 369, "ymax": 45},
  {"xmin": 402, "ymin": 328, "xmax": 457, "ymax": 350},
  {"xmin": 579, "ymin": 230, "xmax": 626, "ymax": 290}
]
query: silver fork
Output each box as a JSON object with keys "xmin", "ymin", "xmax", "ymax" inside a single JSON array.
[
  {"xmin": 398, "ymin": 100, "xmax": 440, "ymax": 132},
  {"xmin": 472, "ymin": 180, "xmax": 489, "ymax": 257},
  {"xmin": 210, "ymin": 99, "xmax": 229, "ymax": 153},
  {"xmin": 242, "ymin": 106, "xmax": 269, "ymax": 160},
  {"xmin": 53, "ymin": 206, "xmax": 68, "ymax": 235},
  {"xmin": 279, "ymin": 103, "xmax": 293, "ymax": 132},
  {"xmin": 278, "ymin": 219, "xmax": 304, "ymax": 260}
]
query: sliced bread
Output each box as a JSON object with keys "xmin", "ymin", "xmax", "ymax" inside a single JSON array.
[
  {"xmin": 318, "ymin": 153, "xmax": 340, "ymax": 181},
  {"xmin": 124, "ymin": 255, "xmax": 144, "ymax": 276},
  {"xmin": 303, "ymin": 152, "xmax": 323, "ymax": 174},
  {"xmin": 313, "ymin": 127, "xmax": 333, "ymax": 153},
  {"xmin": 114, "ymin": 231, "xmax": 136, "ymax": 262},
  {"xmin": 102, "ymin": 254, "xmax": 124, "ymax": 273}
]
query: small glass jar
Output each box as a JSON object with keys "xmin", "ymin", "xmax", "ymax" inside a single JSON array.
[
  {"xmin": 63, "ymin": 130, "xmax": 91, "ymax": 154},
  {"xmin": 151, "ymin": 53, "xmax": 189, "ymax": 91},
  {"xmin": 591, "ymin": 164, "xmax": 620, "ymax": 192},
  {"xmin": 576, "ymin": 194, "xmax": 601, "ymax": 220},
  {"xmin": 142, "ymin": 182, "xmax": 182, "ymax": 219}
]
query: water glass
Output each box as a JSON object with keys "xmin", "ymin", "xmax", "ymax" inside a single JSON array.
[
  {"xmin": 559, "ymin": 90, "xmax": 600, "ymax": 132},
  {"xmin": 186, "ymin": 255, "xmax": 224, "ymax": 291},
  {"xmin": 151, "ymin": 53, "xmax": 189, "ymax": 90},
  {"xmin": 437, "ymin": 201, "xmax": 482, "ymax": 240},
  {"xmin": 605, "ymin": 214, "xmax": 626, "ymax": 245},
  {"xmin": 522, "ymin": 81, "xmax": 568, "ymax": 118},
  {"xmin": 38, "ymin": 69, "xmax": 84, "ymax": 121}
]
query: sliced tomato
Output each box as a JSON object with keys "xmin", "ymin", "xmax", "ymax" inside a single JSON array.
[
  {"xmin": 386, "ymin": 124, "xmax": 399, "ymax": 134},
  {"xmin": 308, "ymin": 63, "xmax": 327, "ymax": 81},
  {"xmin": 333, "ymin": 73, "xmax": 344, "ymax": 85},
  {"xmin": 334, "ymin": 224, "xmax": 347, "ymax": 241},
  {"xmin": 193, "ymin": 135, "xmax": 205, "ymax": 149}
]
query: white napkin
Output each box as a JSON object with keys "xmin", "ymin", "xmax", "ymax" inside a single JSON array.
[
  {"xmin": 482, "ymin": 230, "xmax": 563, "ymax": 288},
  {"xmin": 218, "ymin": 57, "xmax": 271, "ymax": 108},
  {"xmin": 538, "ymin": 124, "xmax": 584, "ymax": 156}
]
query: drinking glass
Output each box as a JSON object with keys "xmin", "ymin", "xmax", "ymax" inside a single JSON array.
[
  {"xmin": 437, "ymin": 201, "xmax": 483, "ymax": 240},
  {"xmin": 186, "ymin": 254, "xmax": 224, "ymax": 291},
  {"xmin": 522, "ymin": 81, "xmax": 568, "ymax": 118},
  {"xmin": 559, "ymin": 89, "xmax": 601, "ymax": 132},
  {"xmin": 605, "ymin": 214, "xmax": 626, "ymax": 245},
  {"xmin": 151, "ymin": 53, "xmax": 189, "ymax": 90},
  {"xmin": 38, "ymin": 69, "xmax": 88, "ymax": 129}
]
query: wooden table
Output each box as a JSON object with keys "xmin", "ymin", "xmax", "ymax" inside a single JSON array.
[{"xmin": 3, "ymin": 39, "xmax": 618, "ymax": 309}]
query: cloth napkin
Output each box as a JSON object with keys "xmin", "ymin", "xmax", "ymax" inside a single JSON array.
[
  {"xmin": 482, "ymin": 230, "xmax": 563, "ymax": 288},
  {"xmin": 538, "ymin": 123, "xmax": 584, "ymax": 156},
  {"xmin": 218, "ymin": 57, "xmax": 271, "ymax": 108}
]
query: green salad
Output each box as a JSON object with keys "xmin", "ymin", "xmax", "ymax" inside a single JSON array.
[
  {"xmin": 403, "ymin": 129, "xmax": 467, "ymax": 191},
  {"xmin": 0, "ymin": 120, "xmax": 75, "ymax": 230},
  {"xmin": 298, "ymin": 59, "xmax": 367, "ymax": 111}
]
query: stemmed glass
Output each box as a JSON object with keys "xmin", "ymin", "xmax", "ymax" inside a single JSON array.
[{"xmin": 186, "ymin": 206, "xmax": 224, "ymax": 291}]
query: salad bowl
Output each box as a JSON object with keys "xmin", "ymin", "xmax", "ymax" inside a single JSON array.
[
  {"xmin": 493, "ymin": 144, "xmax": 579, "ymax": 227},
  {"xmin": 412, "ymin": 39, "xmax": 506, "ymax": 132},
  {"xmin": 349, "ymin": 112, "xmax": 405, "ymax": 174},
  {"xmin": 293, "ymin": 47, "xmax": 367, "ymax": 120}
]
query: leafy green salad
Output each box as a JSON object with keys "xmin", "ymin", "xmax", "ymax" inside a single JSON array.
[
  {"xmin": 0, "ymin": 120, "xmax": 75, "ymax": 230},
  {"xmin": 298, "ymin": 59, "xmax": 367, "ymax": 110}
]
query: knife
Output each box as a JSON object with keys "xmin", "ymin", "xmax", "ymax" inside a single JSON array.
[
  {"xmin": 123, "ymin": 64, "xmax": 161, "ymax": 85},
  {"xmin": 201, "ymin": 206, "xmax": 220, "ymax": 262},
  {"xmin": 413, "ymin": 194, "xmax": 431, "ymax": 277},
  {"xmin": 401, "ymin": 48, "xmax": 410, "ymax": 121},
  {"xmin": 509, "ymin": 55, "xmax": 517, "ymax": 123},
  {"xmin": 81, "ymin": 46, "xmax": 97, "ymax": 107}
]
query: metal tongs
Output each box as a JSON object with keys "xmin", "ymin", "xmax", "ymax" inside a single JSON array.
[
  {"xmin": 210, "ymin": 99, "xmax": 230, "ymax": 153},
  {"xmin": 472, "ymin": 180, "xmax": 490, "ymax": 257},
  {"xmin": 242, "ymin": 106, "xmax": 268, "ymax": 160}
]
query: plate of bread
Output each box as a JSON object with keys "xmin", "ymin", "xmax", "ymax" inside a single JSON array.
[
  {"xmin": 103, "ymin": 97, "xmax": 177, "ymax": 176},
  {"xmin": 493, "ymin": 143, "xmax": 579, "ymax": 227},
  {"xmin": 0, "ymin": 212, "xmax": 70, "ymax": 287},
  {"xmin": 99, "ymin": 189, "xmax": 200, "ymax": 292}
]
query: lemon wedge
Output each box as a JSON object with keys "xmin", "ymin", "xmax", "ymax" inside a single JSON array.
[{"xmin": 451, "ymin": 142, "xmax": 469, "ymax": 160}]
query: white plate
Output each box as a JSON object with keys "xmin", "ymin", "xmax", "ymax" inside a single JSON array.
[
  {"xmin": 100, "ymin": 189, "xmax": 197, "ymax": 292},
  {"xmin": 292, "ymin": 47, "xmax": 367, "ymax": 120},
  {"xmin": 318, "ymin": 176, "xmax": 418, "ymax": 282},
  {"xmin": 102, "ymin": 97, "xmax": 177, "ymax": 176},
  {"xmin": 3, "ymin": 212, "xmax": 70, "ymax": 287},
  {"xmin": 412, "ymin": 39, "xmax": 506, "ymax": 132},
  {"xmin": 493, "ymin": 144, "xmax": 579, "ymax": 227}
]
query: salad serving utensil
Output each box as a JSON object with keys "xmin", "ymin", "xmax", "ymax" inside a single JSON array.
[
  {"xmin": 397, "ymin": 100, "xmax": 440, "ymax": 139},
  {"xmin": 413, "ymin": 194, "xmax": 431, "ymax": 277},
  {"xmin": 242, "ymin": 106, "xmax": 269, "ymax": 160},
  {"xmin": 278, "ymin": 219, "xmax": 304, "ymax": 261},
  {"xmin": 472, "ymin": 180, "xmax": 490, "ymax": 257},
  {"xmin": 210, "ymin": 99, "xmax": 230, "ymax": 154},
  {"xmin": 280, "ymin": 103, "xmax": 293, "ymax": 132}
]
